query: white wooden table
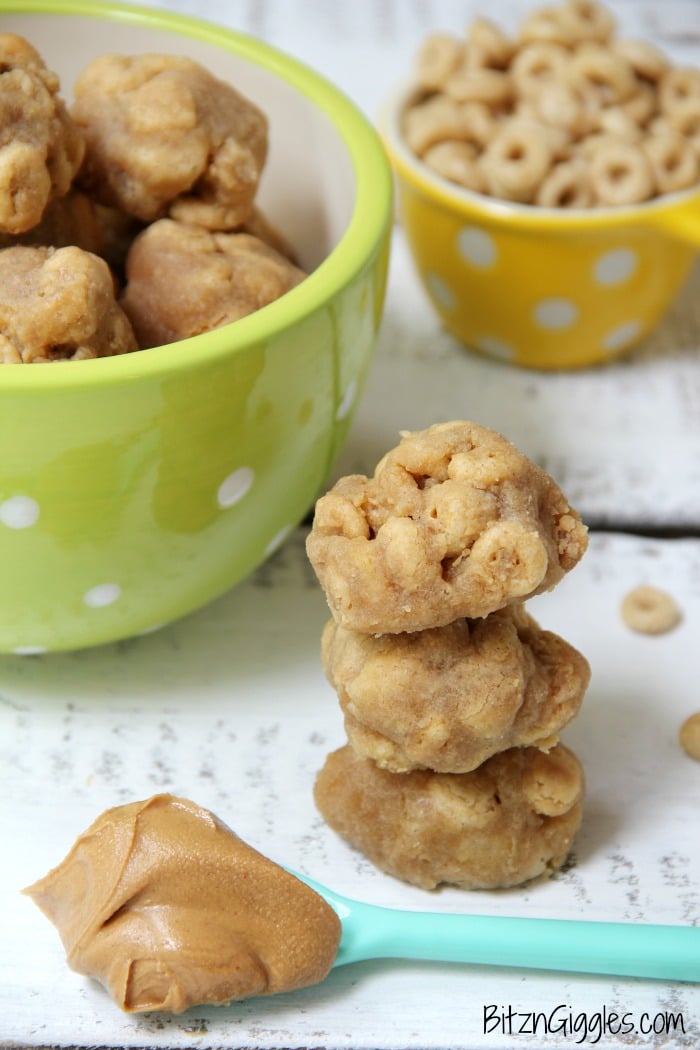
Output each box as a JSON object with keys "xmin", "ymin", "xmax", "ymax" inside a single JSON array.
[{"xmin": 2, "ymin": 2, "xmax": 700, "ymax": 1049}]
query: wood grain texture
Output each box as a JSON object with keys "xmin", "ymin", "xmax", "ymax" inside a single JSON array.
[{"xmin": 2, "ymin": 530, "xmax": 700, "ymax": 1050}]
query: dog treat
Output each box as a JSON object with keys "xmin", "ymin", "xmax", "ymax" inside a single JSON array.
[
  {"xmin": 120, "ymin": 218, "xmax": 305, "ymax": 348},
  {"xmin": 314, "ymin": 743, "xmax": 584, "ymax": 890},
  {"xmin": 0, "ymin": 36, "xmax": 306, "ymax": 360},
  {"xmin": 620, "ymin": 584, "xmax": 682, "ymax": 635},
  {"xmin": 91, "ymin": 203, "xmax": 144, "ymax": 279},
  {"xmin": 71, "ymin": 53, "xmax": 268, "ymax": 228},
  {"xmin": 310, "ymin": 419, "xmax": 589, "ymax": 891},
  {"xmin": 402, "ymin": 0, "xmax": 700, "ymax": 205},
  {"xmin": 0, "ymin": 33, "xmax": 84, "ymax": 234},
  {"xmin": 0, "ymin": 244, "xmax": 137, "ymax": 363},
  {"xmin": 307, "ymin": 421, "xmax": 588, "ymax": 634},
  {"xmin": 0, "ymin": 190, "xmax": 103, "ymax": 255},
  {"xmin": 24, "ymin": 794, "xmax": 341, "ymax": 1013},
  {"xmin": 679, "ymin": 712, "xmax": 700, "ymax": 761},
  {"xmin": 322, "ymin": 603, "xmax": 590, "ymax": 773}
]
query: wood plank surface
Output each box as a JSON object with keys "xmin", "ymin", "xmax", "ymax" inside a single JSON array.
[{"xmin": 2, "ymin": 529, "xmax": 700, "ymax": 1049}]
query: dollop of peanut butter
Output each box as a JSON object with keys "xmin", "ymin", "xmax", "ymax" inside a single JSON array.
[{"xmin": 24, "ymin": 794, "xmax": 341, "ymax": 1013}]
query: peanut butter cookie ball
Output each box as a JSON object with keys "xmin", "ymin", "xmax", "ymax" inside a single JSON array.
[
  {"xmin": 0, "ymin": 191, "xmax": 103, "ymax": 255},
  {"xmin": 0, "ymin": 244, "xmax": 137, "ymax": 363},
  {"xmin": 322, "ymin": 603, "xmax": 590, "ymax": 773},
  {"xmin": 120, "ymin": 218, "xmax": 305, "ymax": 348},
  {"xmin": 0, "ymin": 34, "xmax": 84, "ymax": 235},
  {"xmin": 71, "ymin": 53, "xmax": 268, "ymax": 228},
  {"xmin": 307, "ymin": 421, "xmax": 588, "ymax": 634},
  {"xmin": 315, "ymin": 743, "xmax": 584, "ymax": 890}
]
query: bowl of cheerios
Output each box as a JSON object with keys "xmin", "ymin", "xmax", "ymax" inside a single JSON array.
[
  {"xmin": 383, "ymin": 0, "xmax": 700, "ymax": 370},
  {"xmin": 0, "ymin": 0, "xmax": 392, "ymax": 653}
]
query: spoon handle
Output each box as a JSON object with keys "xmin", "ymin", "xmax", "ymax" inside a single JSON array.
[{"xmin": 330, "ymin": 895, "xmax": 700, "ymax": 983}]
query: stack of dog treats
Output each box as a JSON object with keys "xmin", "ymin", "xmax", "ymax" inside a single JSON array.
[{"xmin": 306, "ymin": 421, "xmax": 591, "ymax": 890}]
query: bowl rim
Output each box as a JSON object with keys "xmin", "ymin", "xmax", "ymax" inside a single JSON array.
[
  {"xmin": 0, "ymin": 0, "xmax": 393, "ymax": 389},
  {"xmin": 382, "ymin": 80, "xmax": 700, "ymax": 233}
]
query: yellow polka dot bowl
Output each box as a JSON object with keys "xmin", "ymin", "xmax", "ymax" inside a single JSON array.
[
  {"xmin": 0, "ymin": 1, "xmax": 392, "ymax": 653},
  {"xmin": 384, "ymin": 86, "xmax": 700, "ymax": 371}
]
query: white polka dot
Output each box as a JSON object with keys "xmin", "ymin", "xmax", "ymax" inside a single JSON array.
[
  {"xmin": 594, "ymin": 248, "xmax": 637, "ymax": 286},
  {"xmin": 457, "ymin": 227, "xmax": 497, "ymax": 268},
  {"xmin": 12, "ymin": 645, "xmax": 46, "ymax": 656},
  {"xmin": 217, "ymin": 467, "xmax": 254, "ymax": 508},
  {"xmin": 265, "ymin": 524, "xmax": 293, "ymax": 556},
  {"xmin": 533, "ymin": 298, "xmax": 578, "ymax": 330},
  {"xmin": 477, "ymin": 335, "xmax": 517, "ymax": 362},
  {"xmin": 336, "ymin": 379, "xmax": 358, "ymax": 422},
  {"xmin": 425, "ymin": 272, "xmax": 457, "ymax": 311},
  {"xmin": 602, "ymin": 319, "xmax": 642, "ymax": 352},
  {"xmin": 0, "ymin": 495, "xmax": 39, "ymax": 529},
  {"xmin": 83, "ymin": 583, "xmax": 121, "ymax": 608}
]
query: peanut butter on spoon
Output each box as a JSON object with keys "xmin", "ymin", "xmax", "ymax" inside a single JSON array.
[{"xmin": 23, "ymin": 794, "xmax": 341, "ymax": 1013}]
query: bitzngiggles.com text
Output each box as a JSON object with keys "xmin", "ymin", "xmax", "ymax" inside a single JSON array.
[{"xmin": 483, "ymin": 1003, "xmax": 686, "ymax": 1044}]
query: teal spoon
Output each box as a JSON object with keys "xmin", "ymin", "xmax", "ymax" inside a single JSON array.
[{"xmin": 294, "ymin": 873, "xmax": 699, "ymax": 983}]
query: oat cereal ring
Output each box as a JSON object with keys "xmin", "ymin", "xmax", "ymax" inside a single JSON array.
[
  {"xmin": 595, "ymin": 106, "xmax": 642, "ymax": 141},
  {"xmin": 466, "ymin": 17, "xmax": 514, "ymax": 70},
  {"xmin": 679, "ymin": 713, "xmax": 700, "ymax": 762},
  {"xmin": 415, "ymin": 33, "xmax": 464, "ymax": 90},
  {"xmin": 588, "ymin": 139, "xmax": 654, "ymax": 204},
  {"xmin": 536, "ymin": 158, "xmax": 593, "ymax": 206},
  {"xmin": 445, "ymin": 65, "xmax": 512, "ymax": 107},
  {"xmin": 423, "ymin": 140, "xmax": 486, "ymax": 192},
  {"xmin": 647, "ymin": 114, "xmax": 673, "ymax": 137},
  {"xmin": 643, "ymin": 132, "xmax": 699, "ymax": 194},
  {"xmin": 540, "ymin": 121, "xmax": 574, "ymax": 160},
  {"xmin": 514, "ymin": 97, "xmax": 540, "ymax": 121},
  {"xmin": 402, "ymin": 95, "xmax": 477, "ymax": 156},
  {"xmin": 460, "ymin": 101, "xmax": 499, "ymax": 147},
  {"xmin": 531, "ymin": 79, "xmax": 591, "ymax": 137},
  {"xmin": 511, "ymin": 42, "xmax": 570, "ymax": 97},
  {"xmin": 620, "ymin": 584, "xmax": 682, "ymax": 635},
  {"xmin": 619, "ymin": 83, "xmax": 658, "ymax": 127},
  {"xmin": 519, "ymin": 6, "xmax": 578, "ymax": 47},
  {"xmin": 575, "ymin": 130, "xmax": 622, "ymax": 158},
  {"xmin": 571, "ymin": 43, "xmax": 638, "ymax": 104},
  {"xmin": 611, "ymin": 38, "xmax": 669, "ymax": 82},
  {"xmin": 659, "ymin": 67, "xmax": 700, "ymax": 114},
  {"xmin": 514, "ymin": 116, "xmax": 572, "ymax": 161},
  {"xmin": 314, "ymin": 743, "xmax": 585, "ymax": 890},
  {"xmin": 666, "ymin": 97, "xmax": 700, "ymax": 151},
  {"xmin": 558, "ymin": 0, "xmax": 615, "ymax": 43},
  {"xmin": 481, "ymin": 118, "xmax": 554, "ymax": 202}
]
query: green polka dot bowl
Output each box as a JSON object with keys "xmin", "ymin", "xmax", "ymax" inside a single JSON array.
[
  {"xmin": 0, "ymin": 1, "xmax": 392, "ymax": 653},
  {"xmin": 384, "ymin": 85, "xmax": 700, "ymax": 371}
]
